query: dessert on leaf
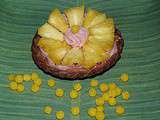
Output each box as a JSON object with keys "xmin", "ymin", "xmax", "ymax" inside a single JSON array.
[{"xmin": 32, "ymin": 6, "xmax": 124, "ymax": 79}]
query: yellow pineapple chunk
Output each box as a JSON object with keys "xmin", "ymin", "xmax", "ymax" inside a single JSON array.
[
  {"xmin": 38, "ymin": 23, "xmax": 64, "ymax": 41},
  {"xmin": 48, "ymin": 8, "xmax": 68, "ymax": 33}
]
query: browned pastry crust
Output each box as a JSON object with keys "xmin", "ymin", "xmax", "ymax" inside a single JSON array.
[{"xmin": 31, "ymin": 28, "xmax": 124, "ymax": 80}]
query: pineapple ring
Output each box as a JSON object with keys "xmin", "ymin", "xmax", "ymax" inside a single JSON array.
[{"xmin": 32, "ymin": 6, "xmax": 124, "ymax": 79}]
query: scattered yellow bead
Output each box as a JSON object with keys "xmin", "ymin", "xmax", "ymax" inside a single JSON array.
[
  {"xmin": 33, "ymin": 78, "xmax": 42, "ymax": 86},
  {"xmin": 47, "ymin": 79, "xmax": 56, "ymax": 87},
  {"xmin": 109, "ymin": 82, "xmax": 117, "ymax": 90},
  {"xmin": 31, "ymin": 84, "xmax": 40, "ymax": 93},
  {"xmin": 56, "ymin": 88, "xmax": 64, "ymax": 97},
  {"xmin": 71, "ymin": 25, "xmax": 80, "ymax": 34},
  {"xmin": 102, "ymin": 93, "xmax": 109, "ymax": 102},
  {"xmin": 99, "ymin": 83, "xmax": 108, "ymax": 93},
  {"xmin": 122, "ymin": 91, "xmax": 130, "ymax": 100},
  {"xmin": 88, "ymin": 107, "xmax": 97, "ymax": 117},
  {"xmin": 44, "ymin": 106, "xmax": 53, "ymax": 114},
  {"xmin": 23, "ymin": 74, "xmax": 31, "ymax": 81},
  {"xmin": 17, "ymin": 84, "xmax": 25, "ymax": 93},
  {"xmin": 96, "ymin": 97, "xmax": 105, "ymax": 106},
  {"xmin": 56, "ymin": 111, "xmax": 64, "ymax": 120},
  {"xmin": 115, "ymin": 87, "xmax": 122, "ymax": 96},
  {"xmin": 90, "ymin": 79, "xmax": 98, "ymax": 87},
  {"xmin": 8, "ymin": 74, "xmax": 15, "ymax": 81},
  {"xmin": 116, "ymin": 105, "xmax": 125, "ymax": 115},
  {"xmin": 9, "ymin": 81, "xmax": 18, "ymax": 90},
  {"xmin": 70, "ymin": 90, "xmax": 78, "ymax": 99},
  {"xmin": 88, "ymin": 88, "xmax": 97, "ymax": 97},
  {"xmin": 31, "ymin": 72, "xmax": 39, "ymax": 80},
  {"xmin": 73, "ymin": 83, "xmax": 82, "ymax": 91},
  {"xmin": 108, "ymin": 97, "xmax": 117, "ymax": 106},
  {"xmin": 95, "ymin": 111, "xmax": 105, "ymax": 120},
  {"xmin": 71, "ymin": 106, "xmax": 80, "ymax": 116},
  {"xmin": 109, "ymin": 90, "xmax": 116, "ymax": 98},
  {"xmin": 15, "ymin": 75, "xmax": 23, "ymax": 83},
  {"xmin": 96, "ymin": 105, "xmax": 104, "ymax": 112},
  {"xmin": 120, "ymin": 73, "xmax": 129, "ymax": 82}
]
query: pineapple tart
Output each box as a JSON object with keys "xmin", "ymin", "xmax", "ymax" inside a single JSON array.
[{"xmin": 32, "ymin": 6, "xmax": 124, "ymax": 79}]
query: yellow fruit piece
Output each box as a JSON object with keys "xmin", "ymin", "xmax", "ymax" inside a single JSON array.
[
  {"xmin": 109, "ymin": 82, "xmax": 117, "ymax": 90},
  {"xmin": 47, "ymin": 79, "xmax": 56, "ymax": 87},
  {"xmin": 8, "ymin": 74, "xmax": 15, "ymax": 81},
  {"xmin": 17, "ymin": 84, "xmax": 25, "ymax": 93},
  {"xmin": 120, "ymin": 73, "xmax": 129, "ymax": 82},
  {"xmin": 90, "ymin": 13, "xmax": 106, "ymax": 27},
  {"xmin": 71, "ymin": 106, "xmax": 80, "ymax": 116},
  {"xmin": 108, "ymin": 90, "xmax": 116, "ymax": 98},
  {"xmin": 56, "ymin": 111, "xmax": 64, "ymax": 120},
  {"xmin": 56, "ymin": 88, "xmax": 64, "ymax": 97},
  {"xmin": 44, "ymin": 106, "xmax": 53, "ymax": 114},
  {"xmin": 88, "ymin": 107, "xmax": 97, "ymax": 117},
  {"xmin": 96, "ymin": 106, "xmax": 104, "ymax": 112},
  {"xmin": 33, "ymin": 78, "xmax": 42, "ymax": 86},
  {"xmin": 90, "ymin": 79, "xmax": 98, "ymax": 87},
  {"xmin": 122, "ymin": 91, "xmax": 130, "ymax": 100},
  {"xmin": 70, "ymin": 90, "xmax": 78, "ymax": 99},
  {"xmin": 102, "ymin": 93, "xmax": 109, "ymax": 102},
  {"xmin": 116, "ymin": 105, "xmax": 125, "ymax": 115},
  {"xmin": 71, "ymin": 25, "xmax": 80, "ymax": 34},
  {"xmin": 23, "ymin": 74, "xmax": 31, "ymax": 81},
  {"xmin": 15, "ymin": 75, "xmax": 23, "ymax": 83},
  {"xmin": 108, "ymin": 97, "xmax": 117, "ymax": 106},
  {"xmin": 115, "ymin": 87, "xmax": 122, "ymax": 96},
  {"xmin": 95, "ymin": 111, "xmax": 105, "ymax": 120},
  {"xmin": 73, "ymin": 83, "xmax": 82, "ymax": 91},
  {"xmin": 9, "ymin": 82, "xmax": 18, "ymax": 90},
  {"xmin": 96, "ymin": 97, "xmax": 105, "ymax": 106},
  {"xmin": 31, "ymin": 72, "xmax": 39, "ymax": 80},
  {"xmin": 31, "ymin": 84, "xmax": 40, "ymax": 93},
  {"xmin": 88, "ymin": 88, "xmax": 97, "ymax": 97},
  {"xmin": 99, "ymin": 83, "xmax": 108, "ymax": 93}
]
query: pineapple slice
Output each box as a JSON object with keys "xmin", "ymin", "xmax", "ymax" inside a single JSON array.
[
  {"xmin": 64, "ymin": 6, "xmax": 84, "ymax": 26},
  {"xmin": 38, "ymin": 23, "xmax": 64, "ymax": 41},
  {"xmin": 48, "ymin": 8, "xmax": 68, "ymax": 33},
  {"xmin": 83, "ymin": 43, "xmax": 109, "ymax": 68},
  {"xmin": 62, "ymin": 47, "xmax": 84, "ymax": 66},
  {"xmin": 83, "ymin": 9, "xmax": 99, "ymax": 28}
]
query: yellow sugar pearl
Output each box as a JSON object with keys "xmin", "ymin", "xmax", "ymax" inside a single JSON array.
[
  {"xmin": 44, "ymin": 106, "xmax": 53, "ymax": 114},
  {"xmin": 102, "ymin": 93, "xmax": 109, "ymax": 102},
  {"xmin": 88, "ymin": 107, "xmax": 97, "ymax": 117},
  {"xmin": 116, "ymin": 105, "xmax": 125, "ymax": 115},
  {"xmin": 88, "ymin": 88, "xmax": 97, "ymax": 97},
  {"xmin": 9, "ymin": 81, "xmax": 18, "ymax": 90},
  {"xmin": 90, "ymin": 79, "xmax": 99, "ymax": 87},
  {"xmin": 71, "ymin": 25, "xmax": 80, "ymax": 34},
  {"xmin": 71, "ymin": 106, "xmax": 80, "ymax": 116},
  {"xmin": 31, "ymin": 72, "xmax": 39, "ymax": 80},
  {"xmin": 109, "ymin": 90, "xmax": 116, "ymax": 98},
  {"xmin": 31, "ymin": 84, "xmax": 40, "ymax": 93},
  {"xmin": 23, "ymin": 74, "xmax": 31, "ymax": 81},
  {"xmin": 109, "ymin": 82, "xmax": 117, "ymax": 90},
  {"xmin": 122, "ymin": 91, "xmax": 130, "ymax": 100},
  {"xmin": 33, "ymin": 78, "xmax": 42, "ymax": 86},
  {"xmin": 95, "ymin": 111, "xmax": 105, "ymax": 120},
  {"xmin": 115, "ymin": 87, "xmax": 122, "ymax": 96},
  {"xmin": 56, "ymin": 88, "xmax": 64, "ymax": 97},
  {"xmin": 8, "ymin": 74, "xmax": 16, "ymax": 81},
  {"xmin": 56, "ymin": 111, "xmax": 64, "ymax": 120},
  {"xmin": 73, "ymin": 83, "xmax": 82, "ymax": 91},
  {"xmin": 17, "ymin": 84, "xmax": 25, "ymax": 93},
  {"xmin": 99, "ymin": 83, "xmax": 108, "ymax": 93},
  {"xmin": 15, "ymin": 75, "xmax": 23, "ymax": 83},
  {"xmin": 70, "ymin": 90, "xmax": 78, "ymax": 99},
  {"xmin": 96, "ymin": 97, "xmax": 105, "ymax": 106},
  {"xmin": 47, "ymin": 79, "xmax": 56, "ymax": 87},
  {"xmin": 120, "ymin": 73, "xmax": 129, "ymax": 82},
  {"xmin": 96, "ymin": 106, "xmax": 104, "ymax": 112},
  {"xmin": 108, "ymin": 97, "xmax": 117, "ymax": 106}
]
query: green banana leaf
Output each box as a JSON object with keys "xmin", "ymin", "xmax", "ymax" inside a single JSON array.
[{"xmin": 0, "ymin": 0, "xmax": 160, "ymax": 120}]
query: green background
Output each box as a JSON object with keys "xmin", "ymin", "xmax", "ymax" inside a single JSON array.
[{"xmin": 0, "ymin": 0, "xmax": 160, "ymax": 120}]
